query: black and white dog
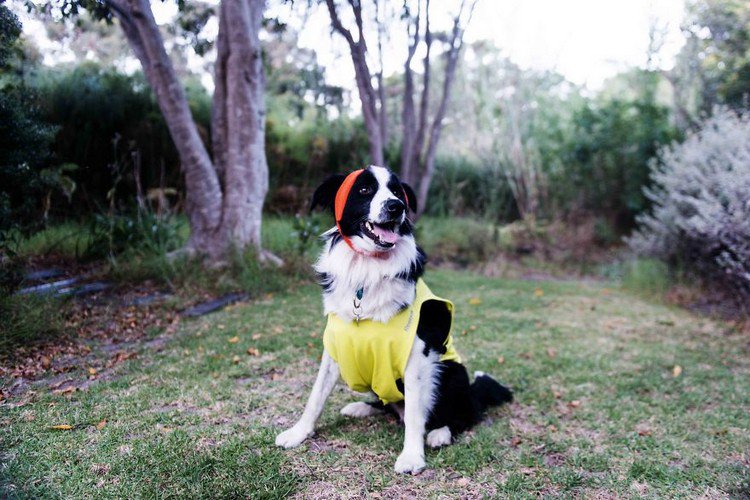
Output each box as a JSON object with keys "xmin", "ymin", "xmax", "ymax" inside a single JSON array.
[{"xmin": 275, "ymin": 165, "xmax": 512, "ymax": 474}]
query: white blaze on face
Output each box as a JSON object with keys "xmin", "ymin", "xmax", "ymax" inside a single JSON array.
[{"xmin": 368, "ymin": 165, "xmax": 401, "ymax": 223}]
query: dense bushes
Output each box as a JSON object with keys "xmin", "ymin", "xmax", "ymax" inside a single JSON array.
[
  {"xmin": 0, "ymin": 5, "xmax": 56, "ymax": 250},
  {"xmin": 628, "ymin": 108, "xmax": 750, "ymax": 298},
  {"xmin": 554, "ymin": 85, "xmax": 679, "ymax": 229},
  {"xmin": 425, "ymin": 157, "xmax": 519, "ymax": 220},
  {"xmin": 33, "ymin": 64, "xmax": 190, "ymax": 215}
]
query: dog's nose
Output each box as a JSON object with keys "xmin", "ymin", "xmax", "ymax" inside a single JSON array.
[{"xmin": 385, "ymin": 199, "xmax": 405, "ymax": 216}]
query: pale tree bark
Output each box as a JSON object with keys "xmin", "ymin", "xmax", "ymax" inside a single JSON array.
[
  {"xmin": 106, "ymin": 0, "xmax": 278, "ymax": 263},
  {"xmin": 408, "ymin": 0, "xmax": 476, "ymax": 215},
  {"xmin": 400, "ymin": 0, "xmax": 420, "ymax": 184},
  {"xmin": 324, "ymin": 0, "xmax": 385, "ymax": 166}
]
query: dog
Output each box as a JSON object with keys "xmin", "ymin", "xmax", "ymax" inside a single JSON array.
[{"xmin": 275, "ymin": 166, "xmax": 512, "ymax": 474}]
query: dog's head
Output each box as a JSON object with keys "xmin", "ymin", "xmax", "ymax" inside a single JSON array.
[{"xmin": 311, "ymin": 166, "xmax": 417, "ymax": 254}]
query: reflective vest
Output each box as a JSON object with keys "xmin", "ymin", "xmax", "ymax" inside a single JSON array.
[{"xmin": 323, "ymin": 279, "xmax": 460, "ymax": 404}]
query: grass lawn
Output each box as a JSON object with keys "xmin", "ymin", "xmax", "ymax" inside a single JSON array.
[{"xmin": 1, "ymin": 269, "xmax": 748, "ymax": 498}]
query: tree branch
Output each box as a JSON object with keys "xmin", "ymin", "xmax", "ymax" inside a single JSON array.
[
  {"xmin": 324, "ymin": 0, "xmax": 384, "ymax": 165},
  {"xmin": 416, "ymin": 0, "xmax": 478, "ymax": 214}
]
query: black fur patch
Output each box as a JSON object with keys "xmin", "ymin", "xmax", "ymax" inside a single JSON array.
[
  {"xmin": 395, "ymin": 246, "xmax": 426, "ymax": 283},
  {"xmin": 427, "ymin": 363, "xmax": 513, "ymax": 435},
  {"xmin": 310, "ymin": 174, "xmax": 346, "ymax": 213},
  {"xmin": 326, "ymin": 231, "xmax": 342, "ymax": 251},
  {"xmin": 315, "ymin": 271, "xmax": 333, "ymax": 292},
  {"xmin": 427, "ymin": 361, "xmax": 480, "ymax": 434},
  {"xmin": 415, "ymin": 299, "xmax": 451, "ymax": 357}
]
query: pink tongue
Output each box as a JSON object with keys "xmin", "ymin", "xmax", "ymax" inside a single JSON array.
[{"xmin": 372, "ymin": 225, "xmax": 399, "ymax": 244}]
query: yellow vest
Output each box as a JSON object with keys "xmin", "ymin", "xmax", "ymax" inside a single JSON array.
[{"xmin": 323, "ymin": 279, "xmax": 461, "ymax": 404}]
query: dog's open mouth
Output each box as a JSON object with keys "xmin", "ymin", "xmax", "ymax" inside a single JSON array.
[{"xmin": 362, "ymin": 220, "xmax": 399, "ymax": 248}]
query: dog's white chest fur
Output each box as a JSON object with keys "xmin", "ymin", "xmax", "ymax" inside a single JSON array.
[{"xmin": 314, "ymin": 230, "xmax": 418, "ymax": 323}]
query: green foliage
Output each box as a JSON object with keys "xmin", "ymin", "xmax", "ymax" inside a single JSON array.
[
  {"xmin": 291, "ymin": 213, "xmax": 324, "ymax": 256},
  {"xmin": 0, "ymin": 292, "xmax": 65, "ymax": 356},
  {"xmin": 425, "ymin": 156, "xmax": 518, "ymax": 220},
  {"xmin": 32, "ymin": 63, "xmax": 192, "ymax": 215},
  {"xmin": 620, "ymin": 258, "xmax": 672, "ymax": 297},
  {"xmin": 0, "ymin": 4, "xmax": 56, "ymax": 252},
  {"xmin": 682, "ymin": 0, "xmax": 750, "ymax": 110},
  {"xmin": 554, "ymin": 75, "xmax": 679, "ymax": 229},
  {"xmin": 415, "ymin": 217, "xmax": 500, "ymax": 266},
  {"xmin": 84, "ymin": 208, "xmax": 183, "ymax": 261},
  {"xmin": 0, "ymin": 4, "xmax": 21, "ymax": 67}
]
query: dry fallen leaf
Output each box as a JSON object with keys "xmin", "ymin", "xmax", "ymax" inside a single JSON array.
[
  {"xmin": 469, "ymin": 297, "xmax": 482, "ymax": 305},
  {"xmin": 569, "ymin": 400, "xmax": 581, "ymax": 408},
  {"xmin": 218, "ymin": 324, "xmax": 226, "ymax": 330},
  {"xmin": 96, "ymin": 419, "xmax": 107, "ymax": 430},
  {"xmin": 497, "ymin": 356, "xmax": 505, "ymax": 364},
  {"xmin": 41, "ymin": 356, "xmax": 51, "ymax": 369},
  {"xmin": 672, "ymin": 365, "xmax": 682, "ymax": 377},
  {"xmin": 52, "ymin": 386, "xmax": 76, "ymax": 395},
  {"xmin": 87, "ymin": 367, "xmax": 97, "ymax": 376},
  {"xmin": 228, "ymin": 336, "xmax": 239, "ymax": 344},
  {"xmin": 271, "ymin": 372, "xmax": 282, "ymax": 381},
  {"xmin": 510, "ymin": 436, "xmax": 522, "ymax": 447},
  {"xmin": 246, "ymin": 347, "xmax": 260, "ymax": 356},
  {"xmin": 51, "ymin": 424, "xmax": 73, "ymax": 430},
  {"xmin": 252, "ymin": 333, "xmax": 262, "ymax": 340},
  {"xmin": 546, "ymin": 348, "xmax": 557, "ymax": 358},
  {"xmin": 456, "ymin": 477, "xmax": 470, "ymax": 487},
  {"xmin": 552, "ymin": 390, "xmax": 562, "ymax": 399},
  {"xmin": 534, "ymin": 288, "xmax": 544, "ymax": 297},
  {"xmin": 232, "ymin": 355, "xmax": 241, "ymax": 365}
]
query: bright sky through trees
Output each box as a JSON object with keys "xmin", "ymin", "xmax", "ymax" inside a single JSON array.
[{"xmin": 16, "ymin": 0, "xmax": 685, "ymax": 91}]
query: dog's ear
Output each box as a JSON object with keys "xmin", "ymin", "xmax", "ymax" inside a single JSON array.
[
  {"xmin": 401, "ymin": 182, "xmax": 418, "ymax": 214},
  {"xmin": 310, "ymin": 174, "xmax": 347, "ymax": 213}
]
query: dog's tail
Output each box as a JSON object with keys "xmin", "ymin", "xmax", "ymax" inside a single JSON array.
[{"xmin": 470, "ymin": 371, "xmax": 513, "ymax": 413}]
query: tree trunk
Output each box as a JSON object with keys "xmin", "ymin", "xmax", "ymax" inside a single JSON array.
[
  {"xmin": 400, "ymin": 0, "xmax": 421, "ymax": 186},
  {"xmin": 214, "ymin": 0, "xmax": 269, "ymax": 255},
  {"xmin": 108, "ymin": 0, "xmax": 275, "ymax": 262},
  {"xmin": 324, "ymin": 0, "xmax": 385, "ymax": 166},
  {"xmin": 325, "ymin": 0, "xmax": 473, "ymax": 203}
]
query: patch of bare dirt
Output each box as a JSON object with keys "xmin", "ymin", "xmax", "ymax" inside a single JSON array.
[{"xmin": 1, "ymin": 276, "xmax": 181, "ymax": 403}]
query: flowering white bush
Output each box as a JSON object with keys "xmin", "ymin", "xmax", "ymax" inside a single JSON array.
[{"xmin": 627, "ymin": 108, "xmax": 750, "ymax": 296}]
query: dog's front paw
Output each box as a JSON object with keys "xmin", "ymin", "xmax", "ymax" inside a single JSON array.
[
  {"xmin": 275, "ymin": 425, "xmax": 312, "ymax": 449},
  {"xmin": 394, "ymin": 452, "xmax": 426, "ymax": 474}
]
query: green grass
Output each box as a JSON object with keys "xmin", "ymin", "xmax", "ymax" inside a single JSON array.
[
  {"xmin": 2, "ymin": 269, "xmax": 748, "ymax": 498},
  {"xmin": 10, "ymin": 221, "xmax": 93, "ymax": 259}
]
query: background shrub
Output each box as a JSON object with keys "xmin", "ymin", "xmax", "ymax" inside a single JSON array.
[{"xmin": 628, "ymin": 108, "xmax": 750, "ymax": 298}]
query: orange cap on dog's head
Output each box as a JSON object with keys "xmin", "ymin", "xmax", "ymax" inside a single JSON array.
[
  {"xmin": 334, "ymin": 169, "xmax": 364, "ymax": 224},
  {"xmin": 334, "ymin": 169, "xmax": 365, "ymax": 254}
]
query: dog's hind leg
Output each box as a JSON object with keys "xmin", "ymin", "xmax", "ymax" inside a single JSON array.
[
  {"xmin": 426, "ymin": 426, "xmax": 452, "ymax": 448},
  {"xmin": 275, "ymin": 351, "xmax": 339, "ymax": 449},
  {"xmin": 340, "ymin": 401, "xmax": 384, "ymax": 418}
]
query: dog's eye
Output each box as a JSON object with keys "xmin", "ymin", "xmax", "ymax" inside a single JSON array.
[{"xmin": 359, "ymin": 186, "xmax": 373, "ymax": 195}]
